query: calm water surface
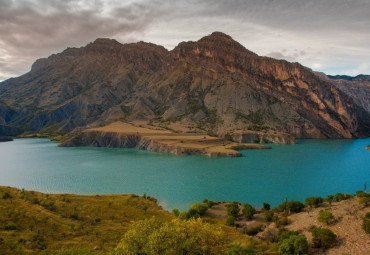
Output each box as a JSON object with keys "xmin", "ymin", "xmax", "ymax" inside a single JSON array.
[{"xmin": 0, "ymin": 138, "xmax": 369, "ymax": 211}]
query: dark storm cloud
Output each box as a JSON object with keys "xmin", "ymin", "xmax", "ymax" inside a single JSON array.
[
  {"xmin": 0, "ymin": 0, "xmax": 162, "ymax": 80},
  {"xmin": 0, "ymin": 0, "xmax": 369, "ymax": 80}
]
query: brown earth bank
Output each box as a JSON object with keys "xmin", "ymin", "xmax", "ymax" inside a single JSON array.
[{"xmin": 60, "ymin": 121, "xmax": 271, "ymax": 157}]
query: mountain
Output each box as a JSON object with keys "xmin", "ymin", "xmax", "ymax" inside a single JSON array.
[
  {"xmin": 1, "ymin": 32, "xmax": 370, "ymax": 139},
  {"xmin": 317, "ymin": 74, "xmax": 370, "ymax": 114}
]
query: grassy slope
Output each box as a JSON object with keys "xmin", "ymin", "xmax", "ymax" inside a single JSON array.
[
  {"xmin": 0, "ymin": 187, "xmax": 277, "ymax": 255},
  {"xmin": 0, "ymin": 187, "xmax": 172, "ymax": 254}
]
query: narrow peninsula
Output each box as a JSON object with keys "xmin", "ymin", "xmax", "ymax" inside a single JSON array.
[{"xmin": 60, "ymin": 122, "xmax": 271, "ymax": 157}]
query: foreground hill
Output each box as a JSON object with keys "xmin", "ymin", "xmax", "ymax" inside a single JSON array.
[
  {"xmin": 1, "ymin": 32, "xmax": 370, "ymax": 140},
  {"xmin": 1, "ymin": 187, "xmax": 369, "ymax": 254}
]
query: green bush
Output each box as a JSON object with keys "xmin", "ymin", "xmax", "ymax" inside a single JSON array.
[
  {"xmin": 356, "ymin": 191, "xmax": 369, "ymax": 198},
  {"xmin": 310, "ymin": 227, "xmax": 337, "ymax": 249},
  {"xmin": 242, "ymin": 203, "xmax": 256, "ymax": 219},
  {"xmin": 187, "ymin": 202, "xmax": 209, "ymax": 219},
  {"xmin": 362, "ymin": 212, "xmax": 370, "ymax": 234},
  {"xmin": 226, "ymin": 202, "xmax": 240, "ymax": 218},
  {"xmin": 242, "ymin": 225, "xmax": 263, "ymax": 236},
  {"xmin": 326, "ymin": 195, "xmax": 334, "ymax": 204},
  {"xmin": 4, "ymin": 222, "xmax": 17, "ymax": 230},
  {"xmin": 172, "ymin": 208, "xmax": 180, "ymax": 217},
  {"xmin": 278, "ymin": 234, "xmax": 309, "ymax": 255},
  {"xmin": 318, "ymin": 211, "xmax": 334, "ymax": 225},
  {"xmin": 275, "ymin": 216, "xmax": 289, "ymax": 228},
  {"xmin": 202, "ymin": 199, "xmax": 215, "ymax": 208},
  {"xmin": 263, "ymin": 210, "xmax": 274, "ymax": 222},
  {"xmin": 279, "ymin": 231, "xmax": 299, "ymax": 243},
  {"xmin": 262, "ymin": 202, "xmax": 270, "ymax": 211},
  {"xmin": 305, "ymin": 197, "xmax": 324, "ymax": 208},
  {"xmin": 333, "ymin": 192, "xmax": 352, "ymax": 202},
  {"xmin": 114, "ymin": 218, "xmax": 228, "ymax": 255},
  {"xmin": 225, "ymin": 244, "xmax": 255, "ymax": 255},
  {"xmin": 226, "ymin": 216, "xmax": 236, "ymax": 226},
  {"xmin": 359, "ymin": 196, "xmax": 370, "ymax": 206},
  {"xmin": 278, "ymin": 201, "xmax": 305, "ymax": 213},
  {"xmin": 2, "ymin": 191, "xmax": 13, "ymax": 199}
]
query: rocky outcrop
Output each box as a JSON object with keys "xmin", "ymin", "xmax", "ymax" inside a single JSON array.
[
  {"xmin": 1, "ymin": 32, "xmax": 369, "ymax": 139},
  {"xmin": 229, "ymin": 131, "xmax": 296, "ymax": 144}
]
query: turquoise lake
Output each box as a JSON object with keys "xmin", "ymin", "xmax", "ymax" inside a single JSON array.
[{"xmin": 0, "ymin": 138, "xmax": 369, "ymax": 211}]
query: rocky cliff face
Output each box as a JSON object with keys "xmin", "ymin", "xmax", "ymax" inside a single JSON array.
[{"xmin": 0, "ymin": 32, "xmax": 369, "ymax": 139}]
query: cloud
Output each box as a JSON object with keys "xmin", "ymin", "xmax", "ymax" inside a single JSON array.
[
  {"xmin": 0, "ymin": 0, "xmax": 369, "ymax": 81},
  {"xmin": 0, "ymin": 0, "xmax": 162, "ymax": 80}
]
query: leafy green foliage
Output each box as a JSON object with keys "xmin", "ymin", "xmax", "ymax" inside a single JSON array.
[
  {"xmin": 278, "ymin": 201, "xmax": 305, "ymax": 213},
  {"xmin": 262, "ymin": 202, "xmax": 270, "ymax": 211},
  {"xmin": 318, "ymin": 211, "xmax": 334, "ymax": 225},
  {"xmin": 263, "ymin": 210, "xmax": 274, "ymax": 222},
  {"xmin": 362, "ymin": 212, "xmax": 370, "ymax": 234},
  {"xmin": 304, "ymin": 197, "xmax": 324, "ymax": 208},
  {"xmin": 278, "ymin": 234, "xmax": 309, "ymax": 255},
  {"xmin": 242, "ymin": 203, "xmax": 256, "ymax": 220},
  {"xmin": 242, "ymin": 225, "xmax": 263, "ymax": 236},
  {"xmin": 225, "ymin": 244, "xmax": 255, "ymax": 255},
  {"xmin": 202, "ymin": 199, "xmax": 215, "ymax": 208},
  {"xmin": 226, "ymin": 202, "xmax": 240, "ymax": 218},
  {"xmin": 226, "ymin": 216, "xmax": 236, "ymax": 226},
  {"xmin": 310, "ymin": 227, "xmax": 337, "ymax": 249},
  {"xmin": 114, "ymin": 218, "xmax": 228, "ymax": 255},
  {"xmin": 172, "ymin": 209, "xmax": 180, "ymax": 217},
  {"xmin": 333, "ymin": 193, "xmax": 352, "ymax": 202}
]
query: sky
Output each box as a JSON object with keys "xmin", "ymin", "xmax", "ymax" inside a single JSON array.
[{"xmin": 1, "ymin": 0, "xmax": 370, "ymax": 81}]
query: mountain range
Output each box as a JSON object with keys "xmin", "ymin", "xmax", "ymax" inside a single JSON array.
[{"xmin": 0, "ymin": 32, "xmax": 369, "ymax": 140}]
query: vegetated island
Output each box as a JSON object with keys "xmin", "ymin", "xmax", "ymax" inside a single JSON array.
[
  {"xmin": 1, "ymin": 186, "xmax": 369, "ymax": 255},
  {"xmin": 60, "ymin": 121, "xmax": 272, "ymax": 157}
]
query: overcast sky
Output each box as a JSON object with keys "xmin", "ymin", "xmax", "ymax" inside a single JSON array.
[{"xmin": 1, "ymin": 0, "xmax": 369, "ymax": 81}]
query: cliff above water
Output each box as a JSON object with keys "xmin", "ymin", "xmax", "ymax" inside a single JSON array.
[{"xmin": 1, "ymin": 32, "xmax": 370, "ymax": 140}]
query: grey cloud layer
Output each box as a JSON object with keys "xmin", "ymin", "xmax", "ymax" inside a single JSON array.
[{"xmin": 0, "ymin": 0, "xmax": 369, "ymax": 81}]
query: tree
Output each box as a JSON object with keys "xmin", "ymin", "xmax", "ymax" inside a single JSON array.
[
  {"xmin": 305, "ymin": 197, "xmax": 324, "ymax": 208},
  {"xmin": 310, "ymin": 227, "xmax": 337, "ymax": 249},
  {"xmin": 172, "ymin": 209, "xmax": 180, "ymax": 217},
  {"xmin": 226, "ymin": 202, "xmax": 240, "ymax": 218},
  {"xmin": 186, "ymin": 202, "xmax": 209, "ymax": 219},
  {"xmin": 278, "ymin": 234, "xmax": 309, "ymax": 255},
  {"xmin": 242, "ymin": 203, "xmax": 256, "ymax": 219},
  {"xmin": 278, "ymin": 201, "xmax": 305, "ymax": 213},
  {"xmin": 262, "ymin": 202, "xmax": 270, "ymax": 211},
  {"xmin": 318, "ymin": 211, "xmax": 334, "ymax": 225},
  {"xmin": 114, "ymin": 218, "xmax": 228, "ymax": 255}
]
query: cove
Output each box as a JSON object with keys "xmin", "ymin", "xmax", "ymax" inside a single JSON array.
[{"xmin": 0, "ymin": 138, "xmax": 369, "ymax": 211}]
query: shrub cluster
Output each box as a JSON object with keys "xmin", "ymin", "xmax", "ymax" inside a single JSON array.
[
  {"xmin": 278, "ymin": 201, "xmax": 305, "ymax": 213},
  {"xmin": 363, "ymin": 212, "xmax": 370, "ymax": 234},
  {"xmin": 310, "ymin": 227, "xmax": 336, "ymax": 249},
  {"xmin": 179, "ymin": 202, "xmax": 209, "ymax": 219},
  {"xmin": 278, "ymin": 233, "xmax": 309, "ymax": 255},
  {"xmin": 317, "ymin": 210, "xmax": 334, "ymax": 225},
  {"xmin": 304, "ymin": 196, "xmax": 324, "ymax": 208},
  {"xmin": 242, "ymin": 203, "xmax": 256, "ymax": 219}
]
